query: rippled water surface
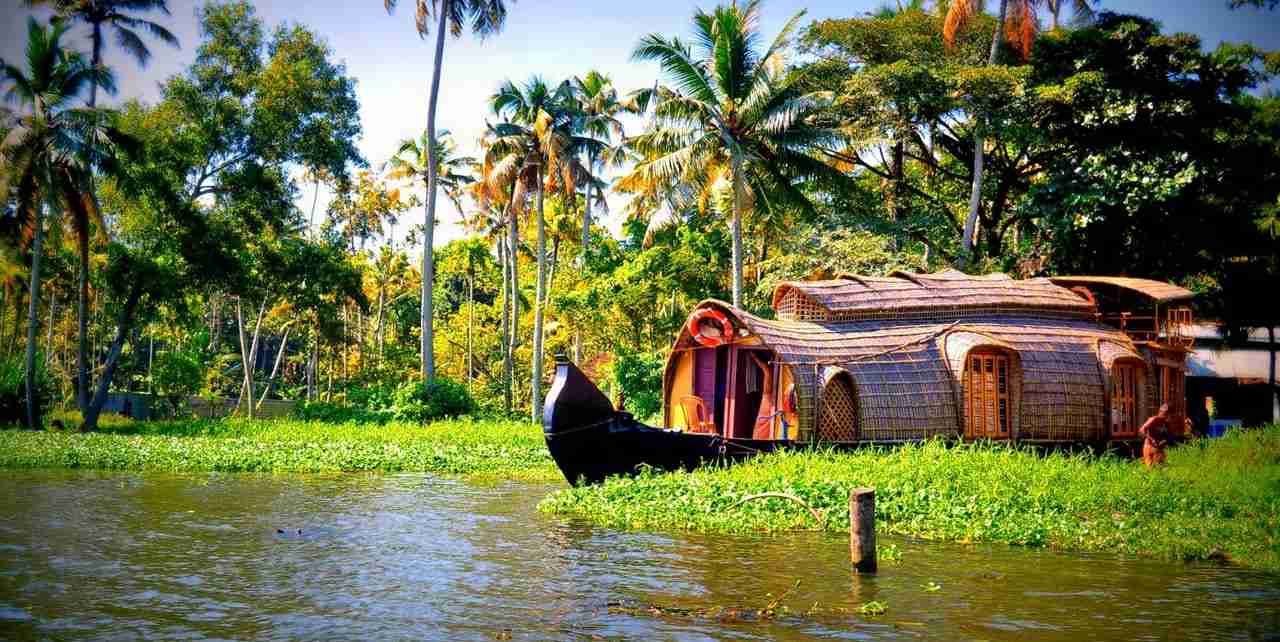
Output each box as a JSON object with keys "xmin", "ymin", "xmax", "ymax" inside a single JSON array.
[{"xmin": 1, "ymin": 471, "xmax": 1277, "ymax": 640}]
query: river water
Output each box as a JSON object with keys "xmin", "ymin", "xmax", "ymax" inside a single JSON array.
[{"xmin": 1, "ymin": 471, "xmax": 1277, "ymax": 641}]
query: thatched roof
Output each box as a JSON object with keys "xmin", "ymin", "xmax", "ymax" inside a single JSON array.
[
  {"xmin": 1047, "ymin": 276, "xmax": 1194, "ymax": 303},
  {"xmin": 772, "ymin": 269, "xmax": 1095, "ymax": 322}
]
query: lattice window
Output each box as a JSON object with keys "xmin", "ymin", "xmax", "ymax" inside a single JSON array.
[
  {"xmin": 1110, "ymin": 362, "xmax": 1140, "ymax": 437},
  {"xmin": 776, "ymin": 290, "xmax": 827, "ymax": 321},
  {"xmin": 965, "ymin": 351, "xmax": 1012, "ymax": 439},
  {"xmin": 817, "ymin": 376, "xmax": 858, "ymax": 442}
]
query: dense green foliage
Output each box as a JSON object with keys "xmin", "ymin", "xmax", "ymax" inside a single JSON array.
[
  {"xmin": 0, "ymin": 356, "xmax": 51, "ymax": 426},
  {"xmin": 610, "ymin": 350, "xmax": 664, "ymax": 420},
  {"xmin": 541, "ymin": 427, "xmax": 1280, "ymax": 570},
  {"xmin": 2, "ymin": 1, "xmax": 1277, "ymax": 434},
  {"xmin": 0, "ymin": 417, "xmax": 555, "ymax": 477},
  {"xmin": 290, "ymin": 377, "xmax": 475, "ymax": 424}
]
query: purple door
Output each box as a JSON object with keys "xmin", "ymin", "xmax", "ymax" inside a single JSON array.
[{"xmin": 694, "ymin": 348, "xmax": 717, "ymax": 426}]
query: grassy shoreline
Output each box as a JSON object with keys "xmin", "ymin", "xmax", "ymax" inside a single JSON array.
[
  {"xmin": 0, "ymin": 417, "xmax": 558, "ymax": 480},
  {"xmin": 540, "ymin": 426, "xmax": 1280, "ymax": 571}
]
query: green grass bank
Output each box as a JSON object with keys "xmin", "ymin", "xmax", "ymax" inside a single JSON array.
[
  {"xmin": 540, "ymin": 426, "xmax": 1280, "ymax": 571},
  {"xmin": 0, "ymin": 417, "xmax": 557, "ymax": 479}
]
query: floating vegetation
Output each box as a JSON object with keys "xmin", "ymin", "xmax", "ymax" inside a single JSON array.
[
  {"xmin": 858, "ymin": 601, "xmax": 888, "ymax": 616},
  {"xmin": 541, "ymin": 427, "xmax": 1280, "ymax": 570},
  {"xmin": 0, "ymin": 418, "xmax": 558, "ymax": 478}
]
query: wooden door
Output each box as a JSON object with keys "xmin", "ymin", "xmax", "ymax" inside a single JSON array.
[
  {"xmin": 965, "ymin": 352, "xmax": 1011, "ymax": 439},
  {"xmin": 1111, "ymin": 363, "xmax": 1139, "ymax": 437},
  {"xmin": 1158, "ymin": 365, "xmax": 1186, "ymax": 434}
]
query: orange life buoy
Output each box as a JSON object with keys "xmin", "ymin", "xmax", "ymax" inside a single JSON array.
[{"xmin": 688, "ymin": 308, "xmax": 734, "ymax": 347}]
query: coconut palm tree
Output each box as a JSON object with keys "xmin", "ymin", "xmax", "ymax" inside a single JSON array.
[
  {"xmin": 386, "ymin": 129, "xmax": 475, "ymax": 218},
  {"xmin": 487, "ymin": 76, "xmax": 588, "ymax": 420},
  {"xmin": 383, "ymin": 0, "xmax": 511, "ymax": 383},
  {"xmin": 384, "ymin": 127, "xmax": 474, "ymax": 381},
  {"xmin": 619, "ymin": 0, "xmax": 842, "ymax": 308},
  {"xmin": 471, "ymin": 125, "xmax": 520, "ymax": 411},
  {"xmin": 31, "ymin": 0, "xmax": 178, "ymax": 415},
  {"xmin": 570, "ymin": 71, "xmax": 631, "ymax": 260},
  {"xmin": 1, "ymin": 18, "xmax": 117, "ymax": 428},
  {"xmin": 944, "ymin": 0, "xmax": 1045, "ymax": 267}
]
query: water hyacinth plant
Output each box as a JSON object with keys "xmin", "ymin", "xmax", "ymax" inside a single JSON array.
[{"xmin": 540, "ymin": 427, "xmax": 1280, "ymax": 570}]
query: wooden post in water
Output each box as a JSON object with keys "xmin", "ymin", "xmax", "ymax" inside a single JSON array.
[{"xmin": 849, "ymin": 487, "xmax": 877, "ymax": 573}]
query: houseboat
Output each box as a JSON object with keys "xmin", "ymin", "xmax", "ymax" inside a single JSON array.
[{"xmin": 543, "ymin": 270, "xmax": 1195, "ymax": 485}]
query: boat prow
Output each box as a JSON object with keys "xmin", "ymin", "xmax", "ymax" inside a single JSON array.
[{"xmin": 542, "ymin": 358, "xmax": 774, "ymax": 486}]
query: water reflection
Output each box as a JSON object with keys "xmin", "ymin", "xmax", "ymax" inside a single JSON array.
[{"xmin": 1, "ymin": 471, "xmax": 1277, "ymax": 640}]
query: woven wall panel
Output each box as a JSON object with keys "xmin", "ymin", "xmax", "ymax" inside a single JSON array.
[{"xmin": 817, "ymin": 375, "xmax": 858, "ymax": 442}]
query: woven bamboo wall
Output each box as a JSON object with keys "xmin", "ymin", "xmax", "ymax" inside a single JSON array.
[{"xmin": 704, "ymin": 304, "xmax": 1139, "ymax": 443}]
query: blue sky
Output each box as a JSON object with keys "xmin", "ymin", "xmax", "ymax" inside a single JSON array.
[{"xmin": 3, "ymin": 0, "xmax": 1278, "ymax": 248}]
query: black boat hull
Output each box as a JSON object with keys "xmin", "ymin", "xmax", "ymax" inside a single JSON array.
[{"xmin": 542, "ymin": 360, "xmax": 777, "ymax": 486}]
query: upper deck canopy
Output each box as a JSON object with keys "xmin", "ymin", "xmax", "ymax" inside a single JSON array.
[{"xmin": 1047, "ymin": 276, "xmax": 1194, "ymax": 304}]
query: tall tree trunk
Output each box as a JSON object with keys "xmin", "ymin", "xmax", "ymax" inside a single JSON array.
[
  {"xmin": 890, "ymin": 137, "xmax": 905, "ymax": 252},
  {"xmin": 574, "ymin": 175, "xmax": 586, "ymax": 365},
  {"xmin": 45, "ymin": 293, "xmax": 56, "ymax": 369},
  {"xmin": 959, "ymin": 0, "xmax": 1008, "ymax": 270},
  {"xmin": 580, "ymin": 154, "xmax": 594, "ymax": 265},
  {"xmin": 24, "ymin": 206, "xmax": 46, "ymax": 430},
  {"xmin": 532, "ymin": 170, "xmax": 547, "ymax": 421},
  {"xmin": 309, "ymin": 176, "xmax": 321, "ymax": 237},
  {"xmin": 1050, "ymin": 2, "xmax": 1060, "ymax": 30},
  {"xmin": 548, "ymin": 237, "xmax": 559, "ymax": 305},
  {"xmin": 507, "ymin": 204, "xmax": 520, "ymax": 412},
  {"xmin": 82, "ymin": 286, "xmax": 142, "ymax": 431},
  {"xmin": 420, "ymin": 6, "xmax": 449, "ymax": 384},
  {"xmin": 730, "ymin": 154, "xmax": 745, "ymax": 308},
  {"xmin": 306, "ymin": 321, "xmax": 318, "ymax": 401},
  {"xmin": 498, "ymin": 235, "xmax": 511, "ymax": 412},
  {"xmin": 256, "ymin": 323, "xmax": 292, "ymax": 412},
  {"xmin": 235, "ymin": 300, "xmax": 266, "ymax": 419},
  {"xmin": 466, "ymin": 272, "xmax": 474, "ymax": 396},
  {"xmin": 375, "ymin": 284, "xmax": 387, "ymax": 362},
  {"xmin": 77, "ymin": 24, "xmax": 106, "ymax": 418},
  {"xmin": 209, "ymin": 294, "xmax": 221, "ymax": 352},
  {"xmin": 147, "ymin": 334, "xmax": 154, "ymax": 394}
]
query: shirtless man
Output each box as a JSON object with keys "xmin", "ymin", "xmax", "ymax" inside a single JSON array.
[{"xmin": 1138, "ymin": 403, "xmax": 1171, "ymax": 467}]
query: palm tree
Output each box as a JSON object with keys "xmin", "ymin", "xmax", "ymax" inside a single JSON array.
[
  {"xmin": 383, "ymin": 0, "xmax": 511, "ymax": 384},
  {"xmin": 570, "ymin": 71, "xmax": 630, "ymax": 260},
  {"xmin": 620, "ymin": 0, "xmax": 841, "ymax": 308},
  {"xmin": 471, "ymin": 125, "xmax": 519, "ymax": 412},
  {"xmin": 384, "ymin": 127, "xmax": 474, "ymax": 383},
  {"xmin": 487, "ymin": 76, "xmax": 587, "ymax": 420},
  {"xmin": 944, "ymin": 0, "xmax": 1045, "ymax": 266},
  {"xmin": 1, "ymin": 18, "xmax": 116, "ymax": 428},
  {"xmin": 31, "ymin": 0, "xmax": 178, "ymax": 416}
]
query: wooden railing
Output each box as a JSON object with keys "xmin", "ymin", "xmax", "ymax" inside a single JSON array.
[{"xmin": 1100, "ymin": 307, "xmax": 1194, "ymax": 348}]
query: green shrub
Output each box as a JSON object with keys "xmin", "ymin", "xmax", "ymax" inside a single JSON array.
[
  {"xmin": 290, "ymin": 400, "xmax": 392, "ymax": 424},
  {"xmin": 391, "ymin": 378, "xmax": 474, "ymax": 423},
  {"xmin": 150, "ymin": 351, "xmax": 204, "ymax": 417},
  {"xmin": 611, "ymin": 350, "xmax": 663, "ymax": 420},
  {"xmin": 0, "ymin": 355, "xmax": 52, "ymax": 427},
  {"xmin": 345, "ymin": 383, "xmax": 397, "ymax": 412}
]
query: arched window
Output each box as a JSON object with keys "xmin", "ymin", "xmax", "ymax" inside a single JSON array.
[
  {"xmin": 964, "ymin": 350, "xmax": 1014, "ymax": 439},
  {"xmin": 818, "ymin": 373, "xmax": 858, "ymax": 442}
]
